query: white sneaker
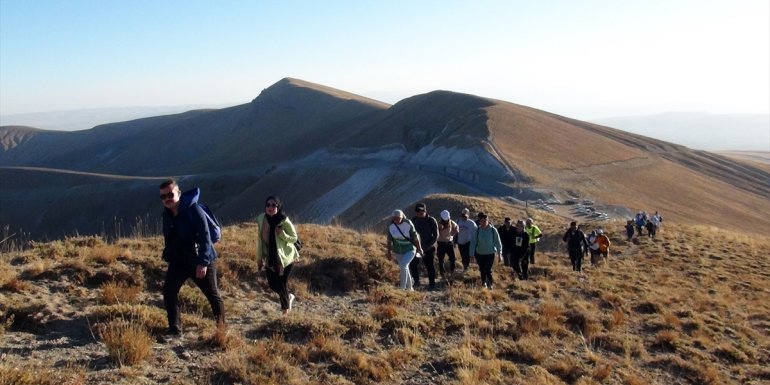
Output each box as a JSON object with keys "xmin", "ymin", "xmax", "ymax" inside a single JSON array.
[{"xmin": 288, "ymin": 293, "xmax": 295, "ymax": 310}]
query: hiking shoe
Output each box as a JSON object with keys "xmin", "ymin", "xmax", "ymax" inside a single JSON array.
[
  {"xmin": 158, "ymin": 329, "xmax": 182, "ymax": 343},
  {"xmin": 288, "ymin": 293, "xmax": 295, "ymax": 310}
]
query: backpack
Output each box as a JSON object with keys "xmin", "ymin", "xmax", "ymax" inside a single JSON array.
[{"xmin": 196, "ymin": 203, "xmax": 222, "ymax": 244}]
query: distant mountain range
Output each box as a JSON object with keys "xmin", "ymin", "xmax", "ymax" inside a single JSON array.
[
  {"xmin": 0, "ymin": 104, "xmax": 236, "ymax": 132},
  {"xmin": 592, "ymin": 112, "xmax": 770, "ymax": 151},
  {"xmin": 2, "ymin": 78, "xmax": 769, "ymax": 240}
]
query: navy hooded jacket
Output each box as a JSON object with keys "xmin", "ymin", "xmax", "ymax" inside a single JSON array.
[{"xmin": 162, "ymin": 188, "xmax": 217, "ymax": 267}]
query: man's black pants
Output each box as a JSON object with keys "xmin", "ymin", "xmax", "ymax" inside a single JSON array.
[
  {"xmin": 568, "ymin": 248, "xmax": 583, "ymax": 272},
  {"xmin": 164, "ymin": 262, "xmax": 225, "ymax": 333},
  {"xmin": 528, "ymin": 242, "xmax": 537, "ymax": 264},
  {"xmin": 458, "ymin": 242, "xmax": 471, "ymax": 270},
  {"xmin": 436, "ymin": 241, "xmax": 456, "ymax": 276}
]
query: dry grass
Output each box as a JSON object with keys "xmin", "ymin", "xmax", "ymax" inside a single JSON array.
[
  {"xmin": 99, "ymin": 281, "xmax": 142, "ymax": 305},
  {"xmin": 1, "ymin": 215, "xmax": 769, "ymax": 384},
  {"xmin": 97, "ymin": 319, "xmax": 153, "ymax": 366},
  {"xmin": 0, "ymin": 363, "xmax": 86, "ymax": 385}
]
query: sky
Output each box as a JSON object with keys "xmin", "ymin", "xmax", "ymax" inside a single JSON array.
[{"xmin": 1, "ymin": 0, "xmax": 768, "ymax": 121}]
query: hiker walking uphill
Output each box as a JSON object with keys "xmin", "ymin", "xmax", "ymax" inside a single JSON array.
[
  {"xmin": 510, "ymin": 220, "xmax": 531, "ymax": 280},
  {"xmin": 159, "ymin": 179, "xmax": 225, "ymax": 338},
  {"xmin": 456, "ymin": 208, "xmax": 477, "ymax": 272},
  {"xmin": 411, "ymin": 203, "xmax": 439, "ymax": 290},
  {"xmin": 593, "ymin": 229, "xmax": 611, "ymax": 265},
  {"xmin": 387, "ymin": 210, "xmax": 423, "ymax": 290},
  {"xmin": 498, "ymin": 217, "xmax": 516, "ymax": 267},
  {"xmin": 525, "ymin": 218, "xmax": 543, "ymax": 264},
  {"xmin": 256, "ymin": 196, "xmax": 300, "ymax": 315},
  {"xmin": 562, "ymin": 221, "xmax": 589, "ymax": 272},
  {"xmin": 625, "ymin": 220, "xmax": 635, "ymax": 241},
  {"xmin": 436, "ymin": 210, "xmax": 459, "ymax": 278},
  {"xmin": 470, "ymin": 213, "xmax": 503, "ymax": 289}
]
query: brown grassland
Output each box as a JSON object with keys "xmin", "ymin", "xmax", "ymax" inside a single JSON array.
[{"xmin": 1, "ymin": 197, "xmax": 769, "ymax": 384}]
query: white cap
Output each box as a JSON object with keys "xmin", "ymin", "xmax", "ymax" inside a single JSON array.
[
  {"xmin": 392, "ymin": 209, "xmax": 404, "ymax": 218},
  {"xmin": 440, "ymin": 210, "xmax": 450, "ymax": 221},
  {"xmin": 461, "ymin": 208, "xmax": 470, "ymax": 215}
]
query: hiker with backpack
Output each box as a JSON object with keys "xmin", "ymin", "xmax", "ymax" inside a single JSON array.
[
  {"xmin": 159, "ymin": 179, "xmax": 225, "ymax": 337},
  {"xmin": 456, "ymin": 208, "xmax": 477, "ymax": 273},
  {"xmin": 562, "ymin": 221, "xmax": 589, "ymax": 272},
  {"xmin": 634, "ymin": 212, "xmax": 646, "ymax": 236},
  {"xmin": 387, "ymin": 209, "xmax": 423, "ymax": 290},
  {"xmin": 469, "ymin": 213, "xmax": 503, "ymax": 289},
  {"xmin": 410, "ymin": 203, "xmax": 439, "ymax": 290},
  {"xmin": 510, "ymin": 220, "xmax": 531, "ymax": 280},
  {"xmin": 436, "ymin": 210, "xmax": 459, "ymax": 279},
  {"xmin": 594, "ymin": 229, "xmax": 611, "ymax": 264},
  {"xmin": 256, "ymin": 196, "xmax": 300, "ymax": 315},
  {"xmin": 650, "ymin": 211, "xmax": 662, "ymax": 237}
]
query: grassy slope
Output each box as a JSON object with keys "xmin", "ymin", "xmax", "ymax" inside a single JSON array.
[
  {"xmin": 485, "ymin": 104, "xmax": 770, "ymax": 233},
  {"xmin": 2, "ymin": 196, "xmax": 769, "ymax": 385}
]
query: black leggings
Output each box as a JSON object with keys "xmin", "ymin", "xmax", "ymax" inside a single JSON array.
[
  {"xmin": 266, "ymin": 263, "xmax": 294, "ymax": 310},
  {"xmin": 475, "ymin": 253, "xmax": 495, "ymax": 287},
  {"xmin": 164, "ymin": 262, "xmax": 225, "ymax": 333}
]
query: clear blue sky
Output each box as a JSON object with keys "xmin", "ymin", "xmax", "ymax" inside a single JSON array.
[{"xmin": 1, "ymin": 0, "xmax": 768, "ymax": 119}]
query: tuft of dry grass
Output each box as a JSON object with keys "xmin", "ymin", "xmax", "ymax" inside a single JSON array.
[
  {"xmin": 0, "ymin": 363, "xmax": 86, "ymax": 385},
  {"xmin": 99, "ymin": 281, "xmax": 142, "ymax": 305},
  {"xmin": 97, "ymin": 320, "xmax": 153, "ymax": 366},
  {"xmin": 204, "ymin": 323, "xmax": 245, "ymax": 351},
  {"xmin": 545, "ymin": 355, "xmax": 585, "ymax": 384}
]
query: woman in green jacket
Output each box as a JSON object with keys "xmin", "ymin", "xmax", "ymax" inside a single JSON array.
[{"xmin": 256, "ymin": 196, "xmax": 299, "ymax": 315}]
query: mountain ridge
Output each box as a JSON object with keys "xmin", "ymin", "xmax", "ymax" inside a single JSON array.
[{"xmin": 1, "ymin": 78, "xmax": 768, "ymax": 239}]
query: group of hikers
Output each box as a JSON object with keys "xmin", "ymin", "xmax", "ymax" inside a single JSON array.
[
  {"xmin": 625, "ymin": 211, "xmax": 663, "ymax": 240},
  {"xmin": 386, "ymin": 203, "xmax": 546, "ymax": 291},
  {"xmin": 157, "ymin": 179, "xmax": 659, "ymax": 338}
]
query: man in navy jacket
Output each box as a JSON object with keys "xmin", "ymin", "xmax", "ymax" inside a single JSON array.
[{"xmin": 160, "ymin": 179, "xmax": 224, "ymax": 337}]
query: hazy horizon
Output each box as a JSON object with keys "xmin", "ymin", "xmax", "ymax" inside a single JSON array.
[{"xmin": 1, "ymin": 1, "xmax": 768, "ymax": 121}]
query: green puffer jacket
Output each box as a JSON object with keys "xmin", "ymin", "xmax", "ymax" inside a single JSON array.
[{"xmin": 256, "ymin": 213, "xmax": 299, "ymax": 268}]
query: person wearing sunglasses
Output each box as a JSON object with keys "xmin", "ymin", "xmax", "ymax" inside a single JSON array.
[
  {"xmin": 256, "ymin": 196, "xmax": 300, "ymax": 315},
  {"xmin": 159, "ymin": 179, "xmax": 225, "ymax": 338}
]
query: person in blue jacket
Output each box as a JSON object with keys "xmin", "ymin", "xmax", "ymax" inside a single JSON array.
[{"xmin": 160, "ymin": 179, "xmax": 225, "ymax": 337}]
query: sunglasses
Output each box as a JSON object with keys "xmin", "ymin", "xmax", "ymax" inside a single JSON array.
[
  {"xmin": 266, "ymin": 203, "xmax": 279, "ymax": 208},
  {"xmin": 159, "ymin": 192, "xmax": 175, "ymax": 200}
]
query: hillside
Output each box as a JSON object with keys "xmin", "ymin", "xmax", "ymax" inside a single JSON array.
[
  {"xmin": 2, "ymin": 196, "xmax": 769, "ymax": 384},
  {"xmin": 1, "ymin": 77, "xmax": 769, "ymax": 240}
]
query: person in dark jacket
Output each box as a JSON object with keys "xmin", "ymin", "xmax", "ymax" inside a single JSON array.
[
  {"xmin": 510, "ymin": 220, "xmax": 531, "ymax": 280},
  {"xmin": 562, "ymin": 221, "xmax": 589, "ymax": 272},
  {"xmin": 410, "ymin": 203, "xmax": 439, "ymax": 290},
  {"xmin": 497, "ymin": 217, "xmax": 516, "ymax": 267},
  {"xmin": 160, "ymin": 179, "xmax": 225, "ymax": 337}
]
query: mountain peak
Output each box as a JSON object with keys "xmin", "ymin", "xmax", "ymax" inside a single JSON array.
[{"xmin": 254, "ymin": 77, "xmax": 390, "ymax": 108}]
